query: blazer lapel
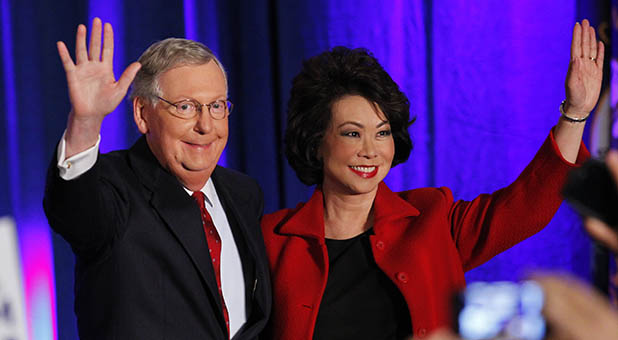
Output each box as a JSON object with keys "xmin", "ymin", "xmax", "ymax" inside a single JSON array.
[
  {"xmin": 277, "ymin": 188, "xmax": 325, "ymax": 241},
  {"xmin": 277, "ymin": 182, "xmax": 420, "ymax": 239},
  {"xmin": 373, "ymin": 182, "xmax": 420, "ymax": 225},
  {"xmin": 127, "ymin": 137, "xmax": 226, "ymax": 325}
]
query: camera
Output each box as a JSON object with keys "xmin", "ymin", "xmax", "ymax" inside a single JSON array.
[
  {"xmin": 453, "ymin": 281, "xmax": 546, "ymax": 340},
  {"xmin": 562, "ymin": 158, "xmax": 618, "ymax": 226}
]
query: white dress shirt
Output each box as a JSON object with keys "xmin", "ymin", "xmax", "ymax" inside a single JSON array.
[{"xmin": 57, "ymin": 133, "xmax": 247, "ymax": 337}]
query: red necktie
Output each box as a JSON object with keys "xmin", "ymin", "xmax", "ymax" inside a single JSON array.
[{"xmin": 192, "ymin": 191, "xmax": 230, "ymax": 338}]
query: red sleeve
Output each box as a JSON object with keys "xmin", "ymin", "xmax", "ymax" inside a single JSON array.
[{"xmin": 450, "ymin": 130, "xmax": 590, "ymax": 270}]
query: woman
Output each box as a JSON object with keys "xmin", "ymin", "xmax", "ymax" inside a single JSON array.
[{"xmin": 262, "ymin": 20, "xmax": 602, "ymax": 339}]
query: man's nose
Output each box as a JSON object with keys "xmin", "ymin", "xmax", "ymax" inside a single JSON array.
[{"xmin": 194, "ymin": 108, "xmax": 214, "ymax": 134}]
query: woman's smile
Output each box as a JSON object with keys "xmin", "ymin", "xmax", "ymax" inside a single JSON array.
[{"xmin": 348, "ymin": 165, "xmax": 379, "ymax": 178}]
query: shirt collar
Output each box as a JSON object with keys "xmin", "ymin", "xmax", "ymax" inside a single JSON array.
[{"xmin": 183, "ymin": 178, "xmax": 215, "ymax": 208}]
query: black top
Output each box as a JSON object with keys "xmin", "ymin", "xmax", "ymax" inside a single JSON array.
[{"xmin": 313, "ymin": 229, "xmax": 412, "ymax": 340}]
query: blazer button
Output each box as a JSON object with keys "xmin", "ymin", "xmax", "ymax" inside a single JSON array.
[
  {"xmin": 417, "ymin": 328, "xmax": 427, "ymax": 337},
  {"xmin": 375, "ymin": 240, "xmax": 385, "ymax": 250},
  {"xmin": 396, "ymin": 272, "xmax": 409, "ymax": 283}
]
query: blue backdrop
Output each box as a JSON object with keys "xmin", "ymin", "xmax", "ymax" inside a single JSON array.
[{"xmin": 0, "ymin": 1, "xmax": 610, "ymax": 339}]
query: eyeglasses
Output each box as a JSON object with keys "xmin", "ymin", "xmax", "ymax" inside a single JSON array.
[{"xmin": 156, "ymin": 96, "xmax": 233, "ymax": 120}]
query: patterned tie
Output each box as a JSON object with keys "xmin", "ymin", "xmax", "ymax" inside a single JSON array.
[{"xmin": 192, "ymin": 191, "xmax": 230, "ymax": 338}]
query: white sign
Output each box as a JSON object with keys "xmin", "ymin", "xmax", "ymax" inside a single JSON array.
[{"xmin": 0, "ymin": 216, "xmax": 27, "ymax": 340}]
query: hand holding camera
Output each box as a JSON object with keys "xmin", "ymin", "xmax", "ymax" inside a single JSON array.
[
  {"xmin": 430, "ymin": 150, "xmax": 618, "ymax": 340},
  {"xmin": 562, "ymin": 150, "xmax": 618, "ymax": 233},
  {"xmin": 579, "ymin": 151, "xmax": 618, "ymax": 252}
]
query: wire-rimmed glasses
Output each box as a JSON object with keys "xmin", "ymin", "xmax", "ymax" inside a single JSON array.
[{"xmin": 157, "ymin": 96, "xmax": 233, "ymax": 120}]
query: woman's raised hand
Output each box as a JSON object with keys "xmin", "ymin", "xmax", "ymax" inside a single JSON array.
[{"xmin": 563, "ymin": 19, "xmax": 604, "ymax": 118}]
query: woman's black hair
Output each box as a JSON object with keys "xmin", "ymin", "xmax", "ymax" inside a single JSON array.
[{"xmin": 284, "ymin": 46, "xmax": 414, "ymax": 185}]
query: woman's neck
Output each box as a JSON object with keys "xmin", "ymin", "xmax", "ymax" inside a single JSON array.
[{"xmin": 322, "ymin": 184, "xmax": 378, "ymax": 240}]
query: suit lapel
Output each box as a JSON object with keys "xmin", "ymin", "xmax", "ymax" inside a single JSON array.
[
  {"xmin": 211, "ymin": 167, "xmax": 265, "ymax": 320},
  {"xmin": 151, "ymin": 178, "xmax": 223, "ymax": 305},
  {"xmin": 127, "ymin": 137, "xmax": 226, "ymax": 326}
]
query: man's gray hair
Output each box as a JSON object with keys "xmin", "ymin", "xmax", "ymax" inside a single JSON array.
[{"xmin": 129, "ymin": 38, "xmax": 227, "ymax": 105}]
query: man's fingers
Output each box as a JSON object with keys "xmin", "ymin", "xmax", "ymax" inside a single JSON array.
[
  {"xmin": 89, "ymin": 17, "xmax": 103, "ymax": 61},
  {"xmin": 75, "ymin": 24, "xmax": 88, "ymax": 64},
  {"xmin": 101, "ymin": 22, "xmax": 114, "ymax": 64},
  {"xmin": 536, "ymin": 274, "xmax": 618, "ymax": 340},
  {"xmin": 425, "ymin": 329, "xmax": 460, "ymax": 340},
  {"xmin": 535, "ymin": 275, "xmax": 603, "ymax": 321},
  {"xmin": 606, "ymin": 150, "xmax": 618, "ymax": 179},
  {"xmin": 116, "ymin": 62, "xmax": 142, "ymax": 95},
  {"xmin": 585, "ymin": 217, "xmax": 618, "ymax": 253},
  {"xmin": 57, "ymin": 41, "xmax": 75, "ymax": 72}
]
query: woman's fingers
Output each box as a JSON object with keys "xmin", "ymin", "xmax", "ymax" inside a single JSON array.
[
  {"xmin": 589, "ymin": 25, "xmax": 597, "ymax": 60},
  {"xmin": 571, "ymin": 22, "xmax": 581, "ymax": 60},
  {"xmin": 581, "ymin": 19, "xmax": 590, "ymax": 59},
  {"xmin": 596, "ymin": 41, "xmax": 605, "ymax": 69}
]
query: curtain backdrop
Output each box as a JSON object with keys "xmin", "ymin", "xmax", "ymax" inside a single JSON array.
[{"xmin": 0, "ymin": 1, "xmax": 609, "ymax": 339}]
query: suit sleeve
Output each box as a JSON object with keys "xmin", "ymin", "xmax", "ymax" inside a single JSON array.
[
  {"xmin": 449, "ymin": 130, "xmax": 590, "ymax": 270},
  {"xmin": 255, "ymin": 183, "xmax": 264, "ymax": 221},
  {"xmin": 43, "ymin": 148, "xmax": 128, "ymax": 259}
]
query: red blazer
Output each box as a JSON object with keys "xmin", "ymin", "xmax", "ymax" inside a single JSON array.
[{"xmin": 262, "ymin": 131, "xmax": 588, "ymax": 339}]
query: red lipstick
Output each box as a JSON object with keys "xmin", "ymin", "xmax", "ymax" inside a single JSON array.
[{"xmin": 349, "ymin": 166, "xmax": 378, "ymax": 178}]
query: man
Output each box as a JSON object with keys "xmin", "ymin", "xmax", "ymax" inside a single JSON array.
[{"xmin": 43, "ymin": 18, "xmax": 271, "ymax": 339}]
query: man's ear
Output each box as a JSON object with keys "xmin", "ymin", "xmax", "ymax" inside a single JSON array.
[{"xmin": 133, "ymin": 97, "xmax": 149, "ymax": 134}]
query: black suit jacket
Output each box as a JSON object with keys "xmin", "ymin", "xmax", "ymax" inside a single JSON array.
[{"xmin": 43, "ymin": 137, "xmax": 271, "ymax": 340}]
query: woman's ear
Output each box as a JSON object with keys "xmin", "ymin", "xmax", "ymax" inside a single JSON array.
[
  {"xmin": 314, "ymin": 143, "xmax": 323, "ymax": 161},
  {"xmin": 133, "ymin": 97, "xmax": 149, "ymax": 134}
]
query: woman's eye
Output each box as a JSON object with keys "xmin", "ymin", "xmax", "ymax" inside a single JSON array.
[
  {"xmin": 342, "ymin": 131, "xmax": 360, "ymax": 137},
  {"xmin": 378, "ymin": 130, "xmax": 392, "ymax": 137}
]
